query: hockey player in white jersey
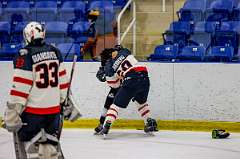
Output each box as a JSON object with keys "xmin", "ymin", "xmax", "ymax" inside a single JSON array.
[
  {"xmin": 3, "ymin": 22, "xmax": 75, "ymax": 159},
  {"xmin": 99, "ymin": 46, "xmax": 158, "ymax": 136}
]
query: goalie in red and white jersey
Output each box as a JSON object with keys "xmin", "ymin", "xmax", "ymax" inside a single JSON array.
[{"xmin": 3, "ymin": 22, "xmax": 72, "ymax": 158}]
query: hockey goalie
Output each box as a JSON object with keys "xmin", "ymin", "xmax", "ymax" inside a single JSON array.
[{"xmin": 2, "ymin": 22, "xmax": 81, "ymax": 159}]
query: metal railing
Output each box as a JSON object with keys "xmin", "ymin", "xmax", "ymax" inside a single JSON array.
[{"xmin": 117, "ymin": 0, "xmax": 136, "ymax": 55}]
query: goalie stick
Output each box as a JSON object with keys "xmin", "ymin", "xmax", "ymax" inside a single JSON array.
[
  {"xmin": 1, "ymin": 120, "xmax": 28, "ymax": 159},
  {"xmin": 13, "ymin": 131, "xmax": 28, "ymax": 159},
  {"xmin": 57, "ymin": 52, "xmax": 82, "ymax": 158}
]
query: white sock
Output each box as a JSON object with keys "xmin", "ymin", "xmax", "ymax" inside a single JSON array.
[{"xmin": 137, "ymin": 102, "xmax": 151, "ymax": 124}]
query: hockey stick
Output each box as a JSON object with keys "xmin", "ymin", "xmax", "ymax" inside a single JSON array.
[
  {"xmin": 13, "ymin": 132, "xmax": 28, "ymax": 159},
  {"xmin": 2, "ymin": 119, "xmax": 28, "ymax": 158},
  {"xmin": 65, "ymin": 54, "xmax": 78, "ymax": 105},
  {"xmin": 63, "ymin": 43, "xmax": 74, "ymax": 61},
  {"xmin": 58, "ymin": 52, "xmax": 81, "ymax": 159}
]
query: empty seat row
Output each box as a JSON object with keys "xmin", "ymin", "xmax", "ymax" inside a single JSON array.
[
  {"xmin": 178, "ymin": 0, "xmax": 240, "ymax": 22},
  {"xmin": 0, "ymin": 21, "xmax": 91, "ymax": 44},
  {"xmin": 149, "ymin": 44, "xmax": 235, "ymax": 62},
  {"xmin": 0, "ymin": 0, "xmax": 116, "ymax": 22},
  {"xmin": 167, "ymin": 21, "xmax": 240, "ymax": 35},
  {"xmin": 149, "ymin": 20, "xmax": 240, "ymax": 62},
  {"xmin": 0, "ymin": 43, "xmax": 83, "ymax": 61},
  {"xmin": 0, "ymin": 0, "xmax": 126, "ymax": 9},
  {"xmin": 149, "ymin": 0, "xmax": 240, "ymax": 62}
]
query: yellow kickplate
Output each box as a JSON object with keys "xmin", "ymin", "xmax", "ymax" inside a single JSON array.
[
  {"xmin": 63, "ymin": 119, "xmax": 240, "ymax": 132},
  {"xmin": 1, "ymin": 118, "xmax": 239, "ymax": 132}
]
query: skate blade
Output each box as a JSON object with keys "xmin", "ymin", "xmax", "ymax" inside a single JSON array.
[
  {"xmin": 94, "ymin": 132, "xmax": 102, "ymax": 135},
  {"xmin": 103, "ymin": 134, "xmax": 107, "ymax": 139},
  {"xmin": 145, "ymin": 132, "xmax": 155, "ymax": 136}
]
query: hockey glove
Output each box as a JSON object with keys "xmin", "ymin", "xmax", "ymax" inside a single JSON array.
[
  {"xmin": 61, "ymin": 94, "xmax": 82, "ymax": 122},
  {"xmin": 96, "ymin": 67, "xmax": 106, "ymax": 82},
  {"xmin": 104, "ymin": 59, "xmax": 115, "ymax": 77},
  {"xmin": 3, "ymin": 102, "xmax": 25, "ymax": 132},
  {"xmin": 212, "ymin": 129, "xmax": 230, "ymax": 139}
]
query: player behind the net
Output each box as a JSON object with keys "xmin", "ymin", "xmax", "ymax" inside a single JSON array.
[
  {"xmin": 3, "ymin": 22, "xmax": 78, "ymax": 159},
  {"xmin": 98, "ymin": 45, "xmax": 158, "ymax": 136}
]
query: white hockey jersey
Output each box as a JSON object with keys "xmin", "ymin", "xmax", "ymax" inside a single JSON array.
[
  {"xmin": 105, "ymin": 48, "xmax": 147, "ymax": 77},
  {"xmin": 9, "ymin": 44, "xmax": 69, "ymax": 115}
]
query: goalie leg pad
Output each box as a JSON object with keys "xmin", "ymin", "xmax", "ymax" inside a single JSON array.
[
  {"xmin": 39, "ymin": 144, "xmax": 58, "ymax": 159},
  {"xmin": 24, "ymin": 129, "xmax": 60, "ymax": 158}
]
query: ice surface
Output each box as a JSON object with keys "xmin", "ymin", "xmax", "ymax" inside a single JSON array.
[{"xmin": 0, "ymin": 128, "xmax": 240, "ymax": 159}]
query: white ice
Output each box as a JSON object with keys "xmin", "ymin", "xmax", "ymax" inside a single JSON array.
[{"xmin": 0, "ymin": 128, "xmax": 240, "ymax": 159}]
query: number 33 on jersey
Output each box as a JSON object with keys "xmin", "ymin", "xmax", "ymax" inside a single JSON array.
[{"xmin": 10, "ymin": 45, "xmax": 69, "ymax": 115}]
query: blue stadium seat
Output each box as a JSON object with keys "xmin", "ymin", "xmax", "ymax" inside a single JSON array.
[
  {"xmin": 232, "ymin": 3, "xmax": 240, "ymax": 21},
  {"xmin": 148, "ymin": 45, "xmax": 178, "ymax": 61},
  {"xmin": 0, "ymin": 43, "xmax": 22, "ymax": 60},
  {"xmin": 214, "ymin": 22, "xmax": 238, "ymax": 52},
  {"xmin": 11, "ymin": 21, "xmax": 28, "ymax": 43},
  {"xmin": 70, "ymin": 21, "xmax": 90, "ymax": 43},
  {"xmin": 194, "ymin": 21, "xmax": 220, "ymax": 33},
  {"xmin": 32, "ymin": 0, "xmax": 63, "ymax": 8},
  {"xmin": 2, "ymin": 0, "xmax": 32, "ymax": 8},
  {"xmin": 34, "ymin": 1, "xmax": 57, "ymax": 22},
  {"xmin": 213, "ymin": 30, "xmax": 238, "ymax": 52},
  {"xmin": 205, "ymin": 21, "xmax": 237, "ymax": 61},
  {"xmin": 88, "ymin": 1, "xmax": 114, "ymax": 13},
  {"xmin": 45, "ymin": 21, "xmax": 68, "ymax": 44},
  {"xmin": 2, "ymin": 1, "xmax": 31, "ymax": 22},
  {"xmin": 0, "ymin": 22, "xmax": 10, "ymax": 43},
  {"xmin": 178, "ymin": 46, "xmax": 205, "ymax": 61},
  {"xmin": 189, "ymin": 33, "xmax": 211, "ymax": 48},
  {"xmin": 205, "ymin": 0, "xmax": 233, "ymax": 21},
  {"xmin": 0, "ymin": 4, "xmax": 2, "ymax": 21},
  {"xmin": 168, "ymin": 21, "xmax": 192, "ymax": 34},
  {"xmin": 232, "ymin": 21, "xmax": 240, "ymax": 33},
  {"xmin": 57, "ymin": 43, "xmax": 83, "ymax": 61},
  {"xmin": 207, "ymin": 46, "xmax": 234, "ymax": 61},
  {"xmin": 163, "ymin": 21, "xmax": 192, "ymax": 51},
  {"xmin": 59, "ymin": 1, "xmax": 86, "ymax": 21},
  {"xmin": 178, "ymin": 0, "xmax": 206, "ymax": 22},
  {"xmin": 112, "ymin": 0, "xmax": 127, "ymax": 9}
]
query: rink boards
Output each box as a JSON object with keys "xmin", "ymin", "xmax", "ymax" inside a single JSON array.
[{"xmin": 1, "ymin": 61, "xmax": 240, "ymax": 122}]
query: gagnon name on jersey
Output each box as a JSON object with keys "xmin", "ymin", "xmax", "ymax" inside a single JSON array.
[{"xmin": 32, "ymin": 51, "xmax": 58, "ymax": 63}]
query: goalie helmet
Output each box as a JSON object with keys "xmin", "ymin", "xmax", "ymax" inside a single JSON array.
[{"xmin": 23, "ymin": 21, "xmax": 45, "ymax": 45}]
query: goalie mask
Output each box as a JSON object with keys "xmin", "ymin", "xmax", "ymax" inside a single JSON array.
[{"xmin": 23, "ymin": 22, "xmax": 45, "ymax": 45}]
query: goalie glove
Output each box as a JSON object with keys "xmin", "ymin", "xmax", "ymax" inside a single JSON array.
[
  {"xmin": 96, "ymin": 67, "xmax": 106, "ymax": 82},
  {"xmin": 61, "ymin": 94, "xmax": 82, "ymax": 122},
  {"xmin": 3, "ymin": 102, "xmax": 25, "ymax": 132}
]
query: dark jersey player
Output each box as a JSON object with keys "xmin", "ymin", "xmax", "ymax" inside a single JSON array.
[
  {"xmin": 99, "ymin": 46, "xmax": 158, "ymax": 136},
  {"xmin": 94, "ymin": 48, "xmax": 121, "ymax": 134},
  {"xmin": 3, "ymin": 22, "xmax": 69, "ymax": 158}
]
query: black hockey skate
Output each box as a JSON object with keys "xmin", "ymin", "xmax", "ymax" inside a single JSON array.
[
  {"xmin": 100, "ymin": 122, "xmax": 112, "ymax": 139},
  {"xmin": 94, "ymin": 124, "xmax": 103, "ymax": 135},
  {"xmin": 94, "ymin": 116, "xmax": 105, "ymax": 135},
  {"xmin": 144, "ymin": 118, "xmax": 158, "ymax": 134}
]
